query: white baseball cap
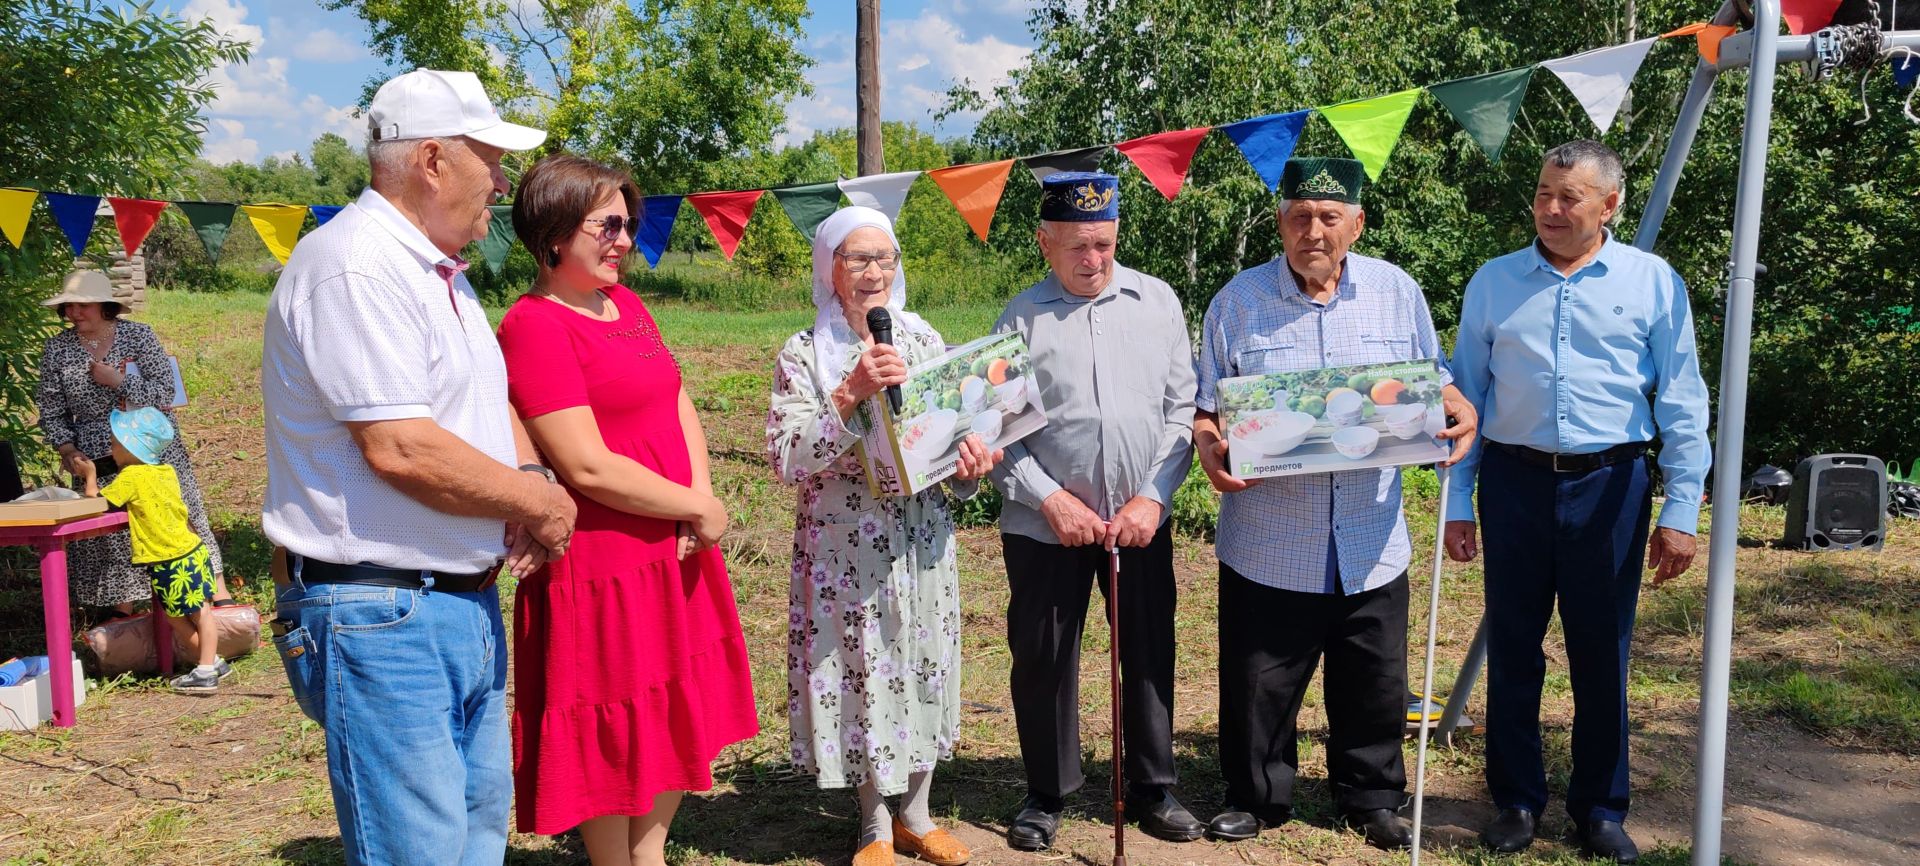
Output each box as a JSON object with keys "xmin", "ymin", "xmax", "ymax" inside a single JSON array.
[{"xmin": 366, "ymin": 69, "xmax": 547, "ymax": 151}]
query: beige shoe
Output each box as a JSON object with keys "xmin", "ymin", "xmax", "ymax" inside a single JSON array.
[{"xmin": 893, "ymin": 819, "xmax": 971, "ymax": 866}]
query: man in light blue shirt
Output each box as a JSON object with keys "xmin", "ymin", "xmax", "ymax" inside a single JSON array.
[
  {"xmin": 1192, "ymin": 157, "xmax": 1477, "ymax": 850},
  {"xmin": 1444, "ymin": 140, "xmax": 1711, "ymax": 864}
]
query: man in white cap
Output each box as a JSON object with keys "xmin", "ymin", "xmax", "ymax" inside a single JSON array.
[{"xmin": 261, "ymin": 69, "xmax": 574, "ymax": 864}]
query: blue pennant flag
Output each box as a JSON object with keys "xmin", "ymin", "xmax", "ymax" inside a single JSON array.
[
  {"xmin": 637, "ymin": 195, "xmax": 683, "ymax": 269},
  {"xmin": 1220, "ymin": 110, "xmax": 1313, "ymax": 192},
  {"xmin": 44, "ymin": 192, "xmax": 101, "ymax": 256},
  {"xmin": 1895, "ymin": 53, "xmax": 1920, "ymax": 89},
  {"xmin": 309, "ymin": 205, "xmax": 344, "ymax": 226}
]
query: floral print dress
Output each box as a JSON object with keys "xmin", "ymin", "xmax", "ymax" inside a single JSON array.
[
  {"xmin": 35, "ymin": 321, "xmax": 224, "ymax": 608},
  {"xmin": 767, "ymin": 325, "xmax": 974, "ymax": 796}
]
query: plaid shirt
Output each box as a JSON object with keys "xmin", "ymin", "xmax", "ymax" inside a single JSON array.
[{"xmin": 1195, "ymin": 254, "xmax": 1451, "ymax": 594}]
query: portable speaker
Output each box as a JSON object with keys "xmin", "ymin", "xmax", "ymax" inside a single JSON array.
[{"xmin": 1783, "ymin": 454, "xmax": 1887, "ymax": 551}]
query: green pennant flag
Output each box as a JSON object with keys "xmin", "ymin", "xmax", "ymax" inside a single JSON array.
[
  {"xmin": 1427, "ymin": 67, "xmax": 1534, "ymax": 164},
  {"xmin": 1316, "ymin": 88, "xmax": 1423, "ymax": 182},
  {"xmin": 172, "ymin": 201, "xmax": 238, "ymax": 262},
  {"xmin": 477, "ymin": 205, "xmax": 516, "ymax": 274},
  {"xmin": 771, "ymin": 182, "xmax": 842, "ymax": 240}
]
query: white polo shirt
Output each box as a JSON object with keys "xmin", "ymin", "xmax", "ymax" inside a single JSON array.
[{"xmin": 261, "ymin": 188, "xmax": 515, "ymax": 573}]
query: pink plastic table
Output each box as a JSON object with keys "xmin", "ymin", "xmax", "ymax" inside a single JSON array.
[{"xmin": 0, "ymin": 511, "xmax": 161, "ymax": 728}]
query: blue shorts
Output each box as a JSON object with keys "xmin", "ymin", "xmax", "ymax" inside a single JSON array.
[{"xmin": 145, "ymin": 544, "xmax": 215, "ymax": 617}]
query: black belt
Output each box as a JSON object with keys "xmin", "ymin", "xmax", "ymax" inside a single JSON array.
[
  {"xmin": 292, "ymin": 556, "xmax": 499, "ymax": 593},
  {"xmin": 1488, "ymin": 440, "xmax": 1648, "ymax": 473}
]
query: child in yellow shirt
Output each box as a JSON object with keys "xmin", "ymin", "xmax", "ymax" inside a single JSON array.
[{"xmin": 83, "ymin": 407, "xmax": 228, "ymax": 694}]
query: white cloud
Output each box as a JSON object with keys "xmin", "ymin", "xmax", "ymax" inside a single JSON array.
[
  {"xmin": 183, "ymin": 0, "xmax": 263, "ymax": 49},
  {"xmin": 205, "ymin": 55, "xmax": 298, "ymax": 117},
  {"xmin": 201, "ymin": 118, "xmax": 261, "ymax": 164},
  {"xmin": 780, "ymin": 14, "xmax": 1031, "ymax": 145},
  {"xmin": 282, "ymin": 25, "xmax": 364, "ymax": 63},
  {"xmin": 898, "ymin": 53, "xmax": 929, "ymax": 72},
  {"xmin": 302, "ymin": 95, "xmax": 367, "ymax": 145},
  {"xmin": 884, "ymin": 12, "xmax": 1028, "ymax": 94}
]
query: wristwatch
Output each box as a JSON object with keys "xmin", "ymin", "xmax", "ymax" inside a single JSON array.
[{"xmin": 519, "ymin": 463, "xmax": 558, "ymax": 484}]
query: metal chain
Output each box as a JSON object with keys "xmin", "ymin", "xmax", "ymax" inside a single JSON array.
[{"xmin": 1811, "ymin": 0, "xmax": 1888, "ymax": 81}]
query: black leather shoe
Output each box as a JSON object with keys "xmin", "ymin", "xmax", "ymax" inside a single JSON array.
[
  {"xmin": 1205, "ymin": 805, "xmax": 1287, "ymax": 842},
  {"xmin": 1481, "ymin": 808, "xmax": 1536, "ymax": 853},
  {"xmin": 1007, "ymin": 797, "xmax": 1061, "ymax": 851},
  {"xmin": 1131, "ymin": 789, "xmax": 1204, "ymax": 842},
  {"xmin": 1345, "ymin": 808, "xmax": 1413, "ymax": 850},
  {"xmin": 1578, "ymin": 820, "xmax": 1640, "ymax": 863}
]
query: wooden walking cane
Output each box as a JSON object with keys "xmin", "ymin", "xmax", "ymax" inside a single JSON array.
[{"xmin": 1107, "ymin": 542, "xmax": 1127, "ymax": 866}]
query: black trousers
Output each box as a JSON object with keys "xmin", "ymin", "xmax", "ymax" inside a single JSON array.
[
  {"xmin": 1003, "ymin": 523, "xmax": 1178, "ymax": 802},
  {"xmin": 1217, "ymin": 564, "xmax": 1409, "ymax": 815}
]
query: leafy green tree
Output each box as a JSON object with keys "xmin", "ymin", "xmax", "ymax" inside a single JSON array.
[{"xmin": 0, "ymin": 0, "xmax": 248, "ymax": 458}]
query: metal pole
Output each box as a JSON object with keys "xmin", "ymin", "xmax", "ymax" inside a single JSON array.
[
  {"xmin": 1433, "ymin": 613, "xmax": 1487, "ymax": 746},
  {"xmin": 1107, "ymin": 544, "xmax": 1127, "ymax": 866},
  {"xmin": 1693, "ymin": 0, "xmax": 1779, "ymax": 862},
  {"xmin": 1632, "ymin": 59, "xmax": 1718, "ymax": 252},
  {"xmin": 1409, "ymin": 474, "xmax": 1453, "ymax": 865},
  {"xmin": 855, "ymin": 0, "xmax": 884, "ymax": 176}
]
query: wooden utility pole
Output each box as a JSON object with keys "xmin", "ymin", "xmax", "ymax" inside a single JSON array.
[{"xmin": 855, "ymin": 0, "xmax": 883, "ymax": 175}]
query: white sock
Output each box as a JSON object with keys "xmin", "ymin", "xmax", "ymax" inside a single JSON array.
[
  {"xmin": 192, "ymin": 664, "xmax": 218, "ymax": 676},
  {"xmin": 898, "ymin": 769, "xmax": 936, "ymax": 835},
  {"xmin": 858, "ymin": 778, "xmax": 892, "ymax": 845}
]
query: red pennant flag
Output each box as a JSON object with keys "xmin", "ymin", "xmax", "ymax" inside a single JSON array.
[
  {"xmin": 1114, "ymin": 127, "xmax": 1211, "ymax": 201},
  {"xmin": 1782, "ymin": 0, "xmax": 1843, "ymax": 34},
  {"xmin": 926, "ymin": 159, "xmax": 1015, "ymax": 242},
  {"xmin": 108, "ymin": 198, "xmax": 168, "ymax": 258},
  {"xmin": 686, "ymin": 190, "xmax": 765, "ymax": 260}
]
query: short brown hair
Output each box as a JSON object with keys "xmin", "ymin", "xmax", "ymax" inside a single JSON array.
[
  {"xmin": 56, "ymin": 302, "xmax": 122, "ymax": 320},
  {"xmin": 511, "ymin": 154, "xmax": 642, "ymax": 272}
]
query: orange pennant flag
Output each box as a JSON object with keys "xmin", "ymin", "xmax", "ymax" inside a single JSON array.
[
  {"xmin": 1661, "ymin": 22, "xmax": 1710, "ymax": 38},
  {"xmin": 926, "ymin": 159, "xmax": 1015, "ymax": 243},
  {"xmin": 1696, "ymin": 25, "xmax": 1740, "ymax": 65},
  {"xmin": 1114, "ymin": 127, "xmax": 1212, "ymax": 201}
]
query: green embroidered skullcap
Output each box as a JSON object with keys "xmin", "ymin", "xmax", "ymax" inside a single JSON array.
[{"xmin": 1280, "ymin": 157, "xmax": 1365, "ymax": 204}]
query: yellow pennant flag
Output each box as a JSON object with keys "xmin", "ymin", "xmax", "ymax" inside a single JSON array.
[
  {"xmin": 0, "ymin": 188, "xmax": 38, "ymax": 248},
  {"xmin": 241, "ymin": 203, "xmax": 309, "ymax": 264}
]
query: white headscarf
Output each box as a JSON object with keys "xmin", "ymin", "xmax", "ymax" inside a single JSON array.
[{"xmin": 809, "ymin": 206, "xmax": 937, "ymax": 397}]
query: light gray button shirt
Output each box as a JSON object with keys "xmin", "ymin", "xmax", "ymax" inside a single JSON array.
[{"xmin": 991, "ymin": 264, "xmax": 1197, "ymax": 544}]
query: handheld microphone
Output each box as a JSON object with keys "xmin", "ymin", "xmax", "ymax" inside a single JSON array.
[{"xmin": 865, "ymin": 307, "xmax": 904, "ymax": 415}]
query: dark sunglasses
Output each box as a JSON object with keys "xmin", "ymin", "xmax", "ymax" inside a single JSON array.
[{"xmin": 581, "ymin": 215, "xmax": 637, "ymax": 242}]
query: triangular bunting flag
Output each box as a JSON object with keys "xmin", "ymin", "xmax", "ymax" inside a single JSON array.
[
  {"xmin": 686, "ymin": 190, "xmax": 763, "ymax": 261},
  {"xmin": 1783, "ymin": 0, "xmax": 1844, "ymax": 34},
  {"xmin": 636, "ymin": 195, "xmax": 682, "ymax": 268},
  {"xmin": 310, "ymin": 205, "xmax": 345, "ymax": 227},
  {"xmin": 927, "ymin": 159, "xmax": 1015, "ymax": 243},
  {"xmin": 44, "ymin": 192, "xmax": 101, "ymax": 257},
  {"xmin": 241, "ymin": 203, "xmax": 309, "ymax": 265},
  {"xmin": 107, "ymin": 198, "xmax": 167, "ymax": 258},
  {"xmin": 1896, "ymin": 53, "xmax": 1920, "ymax": 89},
  {"xmin": 772, "ymin": 182, "xmax": 842, "ymax": 240},
  {"xmin": 1219, "ymin": 110, "xmax": 1312, "ymax": 192},
  {"xmin": 1696, "ymin": 25, "xmax": 1740, "ymax": 66},
  {"xmin": 1661, "ymin": 22, "xmax": 1710, "ymax": 38},
  {"xmin": 173, "ymin": 202, "xmax": 237, "ymax": 262},
  {"xmin": 1114, "ymin": 127, "xmax": 1212, "ymax": 201},
  {"xmin": 1021, "ymin": 146, "xmax": 1109, "ymax": 183},
  {"xmin": 476, "ymin": 205, "xmax": 515, "ymax": 275},
  {"xmin": 0, "ymin": 188, "xmax": 37, "ymax": 248},
  {"xmin": 1317, "ymin": 88, "xmax": 1422, "ymax": 181},
  {"xmin": 1428, "ymin": 68, "xmax": 1534, "ymax": 163},
  {"xmin": 838, "ymin": 171, "xmax": 921, "ymax": 223},
  {"xmin": 1540, "ymin": 38, "xmax": 1659, "ymax": 135}
]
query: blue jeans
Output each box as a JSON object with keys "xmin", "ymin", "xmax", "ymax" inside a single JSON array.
[
  {"xmin": 1479, "ymin": 445, "xmax": 1652, "ymax": 825},
  {"xmin": 272, "ymin": 574, "xmax": 511, "ymax": 865}
]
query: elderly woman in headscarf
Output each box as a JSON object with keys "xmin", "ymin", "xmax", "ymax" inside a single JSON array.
[{"xmin": 767, "ymin": 206, "xmax": 1000, "ymax": 866}]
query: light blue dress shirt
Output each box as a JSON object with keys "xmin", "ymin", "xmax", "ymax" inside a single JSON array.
[
  {"xmin": 1446, "ymin": 233, "xmax": 1712, "ymax": 533},
  {"xmin": 1196, "ymin": 254, "xmax": 1451, "ymax": 595}
]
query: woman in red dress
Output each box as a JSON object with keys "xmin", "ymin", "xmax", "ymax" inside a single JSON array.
[{"xmin": 497, "ymin": 154, "xmax": 758, "ymax": 866}]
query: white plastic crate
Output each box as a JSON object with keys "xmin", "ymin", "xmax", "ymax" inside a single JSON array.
[{"xmin": 0, "ymin": 657, "xmax": 88, "ymax": 730}]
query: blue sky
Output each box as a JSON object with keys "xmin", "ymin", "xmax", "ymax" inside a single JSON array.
[{"xmin": 184, "ymin": 0, "xmax": 1037, "ymax": 165}]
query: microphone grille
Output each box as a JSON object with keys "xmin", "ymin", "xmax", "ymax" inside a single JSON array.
[{"xmin": 865, "ymin": 307, "xmax": 893, "ymax": 332}]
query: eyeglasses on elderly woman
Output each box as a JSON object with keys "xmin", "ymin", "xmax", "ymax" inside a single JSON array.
[{"xmin": 831, "ymin": 249, "xmax": 902, "ymax": 272}]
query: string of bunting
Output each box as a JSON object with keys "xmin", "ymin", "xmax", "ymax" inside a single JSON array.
[{"xmin": 2, "ymin": 15, "xmax": 1906, "ymax": 278}]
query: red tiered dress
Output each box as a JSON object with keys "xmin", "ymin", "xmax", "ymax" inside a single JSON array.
[{"xmin": 497, "ymin": 285, "xmax": 758, "ymax": 834}]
